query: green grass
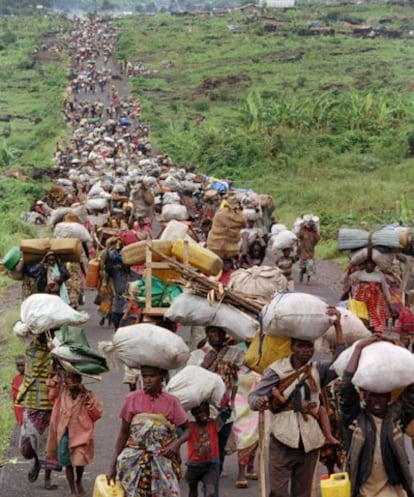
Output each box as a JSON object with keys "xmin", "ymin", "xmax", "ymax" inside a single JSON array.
[{"xmin": 113, "ymin": 1, "xmax": 414, "ymax": 237}]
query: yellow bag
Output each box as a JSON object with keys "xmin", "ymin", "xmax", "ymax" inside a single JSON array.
[
  {"xmin": 244, "ymin": 333, "xmax": 292, "ymax": 374},
  {"xmin": 348, "ymin": 299, "xmax": 369, "ymax": 321},
  {"xmin": 93, "ymin": 475, "xmax": 125, "ymax": 497}
]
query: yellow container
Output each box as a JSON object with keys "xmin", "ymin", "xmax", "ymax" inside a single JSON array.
[
  {"xmin": 93, "ymin": 475, "xmax": 125, "ymax": 497},
  {"xmin": 244, "ymin": 334, "xmax": 291, "ymax": 374},
  {"xmin": 172, "ymin": 239, "xmax": 223, "ymax": 276},
  {"xmin": 320, "ymin": 473, "xmax": 351, "ymax": 497}
]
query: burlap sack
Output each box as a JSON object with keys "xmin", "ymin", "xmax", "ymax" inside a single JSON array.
[{"xmin": 229, "ymin": 266, "xmax": 288, "ymax": 300}]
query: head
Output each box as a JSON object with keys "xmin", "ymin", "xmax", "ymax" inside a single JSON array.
[
  {"xmin": 44, "ymin": 251, "xmax": 57, "ymax": 266},
  {"xmin": 15, "ymin": 355, "xmax": 25, "ymax": 374},
  {"xmin": 191, "ymin": 401, "xmax": 210, "ymax": 424},
  {"xmin": 64, "ymin": 372, "xmax": 82, "ymax": 389},
  {"xmin": 249, "ymin": 240, "xmax": 265, "ymax": 260},
  {"xmin": 291, "ymin": 338, "xmax": 315, "ymax": 366},
  {"xmin": 222, "ymin": 258, "xmax": 233, "ymax": 272},
  {"xmin": 364, "ymin": 390, "xmax": 391, "ymax": 418},
  {"xmin": 206, "ymin": 326, "xmax": 227, "ymax": 350},
  {"xmin": 141, "ymin": 365, "xmax": 168, "ymax": 396},
  {"xmin": 365, "ymin": 259, "xmax": 376, "ymax": 273},
  {"xmin": 282, "ymin": 247, "xmax": 292, "ymax": 257},
  {"xmin": 400, "ymin": 332, "xmax": 412, "ymax": 349}
]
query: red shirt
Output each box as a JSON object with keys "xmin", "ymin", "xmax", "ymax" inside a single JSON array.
[
  {"xmin": 186, "ymin": 420, "xmax": 219, "ymax": 463},
  {"xmin": 12, "ymin": 374, "xmax": 24, "ymax": 424},
  {"xmin": 396, "ymin": 307, "xmax": 414, "ymax": 334},
  {"xmin": 119, "ymin": 390, "xmax": 187, "ymax": 426}
]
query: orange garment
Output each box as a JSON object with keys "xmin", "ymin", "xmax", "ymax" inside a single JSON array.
[
  {"xmin": 11, "ymin": 373, "xmax": 24, "ymax": 424},
  {"xmin": 46, "ymin": 376, "xmax": 103, "ymax": 466}
]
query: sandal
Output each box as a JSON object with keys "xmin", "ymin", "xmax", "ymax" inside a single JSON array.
[
  {"xmin": 235, "ymin": 480, "xmax": 248, "ymax": 489},
  {"xmin": 246, "ymin": 472, "xmax": 258, "ymax": 480},
  {"xmin": 45, "ymin": 481, "xmax": 58, "ymax": 491},
  {"xmin": 28, "ymin": 464, "xmax": 40, "ymax": 482}
]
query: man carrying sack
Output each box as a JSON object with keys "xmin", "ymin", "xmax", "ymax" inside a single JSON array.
[{"xmin": 248, "ymin": 307, "xmax": 345, "ymax": 497}]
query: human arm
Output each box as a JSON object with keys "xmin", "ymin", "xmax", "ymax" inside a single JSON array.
[
  {"xmin": 159, "ymin": 420, "xmax": 191, "ymax": 459},
  {"xmin": 248, "ymin": 367, "xmax": 280, "ymax": 412},
  {"xmin": 84, "ymin": 390, "xmax": 103, "ymax": 422},
  {"xmin": 106, "ymin": 419, "xmax": 130, "ymax": 484}
]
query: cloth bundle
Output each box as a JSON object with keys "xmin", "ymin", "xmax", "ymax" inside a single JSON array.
[
  {"xmin": 331, "ymin": 340, "xmax": 414, "ymax": 393},
  {"xmin": 166, "ymin": 365, "xmax": 226, "ymax": 410},
  {"xmin": 263, "ymin": 292, "xmax": 334, "ymax": 341},
  {"xmin": 229, "ymin": 266, "xmax": 288, "ymax": 300},
  {"xmin": 98, "ymin": 323, "xmax": 190, "ymax": 370}
]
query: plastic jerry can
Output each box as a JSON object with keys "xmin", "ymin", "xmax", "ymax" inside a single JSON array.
[
  {"xmin": 86, "ymin": 258, "xmax": 100, "ymax": 288},
  {"xmin": 92, "ymin": 475, "xmax": 124, "ymax": 497},
  {"xmin": 320, "ymin": 472, "xmax": 351, "ymax": 497}
]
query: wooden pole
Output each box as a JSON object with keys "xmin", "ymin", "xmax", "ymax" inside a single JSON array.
[{"xmin": 258, "ymin": 410, "xmax": 266, "ymax": 497}]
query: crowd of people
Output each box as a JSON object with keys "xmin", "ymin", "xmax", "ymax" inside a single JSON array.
[{"xmin": 6, "ymin": 13, "xmax": 414, "ymax": 497}]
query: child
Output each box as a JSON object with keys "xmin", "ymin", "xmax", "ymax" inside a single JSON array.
[
  {"xmin": 46, "ymin": 369, "xmax": 103, "ymax": 497},
  {"xmin": 186, "ymin": 402, "xmax": 220, "ymax": 497},
  {"xmin": 274, "ymin": 247, "xmax": 298, "ymax": 291},
  {"xmin": 11, "ymin": 355, "xmax": 25, "ymax": 424}
]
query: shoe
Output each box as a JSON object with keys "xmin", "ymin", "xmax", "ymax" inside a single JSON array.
[
  {"xmin": 235, "ymin": 479, "xmax": 249, "ymax": 488},
  {"xmin": 246, "ymin": 472, "xmax": 258, "ymax": 480}
]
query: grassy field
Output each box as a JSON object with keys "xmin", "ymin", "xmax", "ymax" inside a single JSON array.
[{"xmin": 113, "ymin": 1, "xmax": 414, "ymax": 233}]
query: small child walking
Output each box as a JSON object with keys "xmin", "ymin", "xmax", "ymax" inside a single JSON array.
[
  {"xmin": 46, "ymin": 369, "xmax": 103, "ymax": 497},
  {"xmin": 185, "ymin": 402, "xmax": 220, "ymax": 497},
  {"xmin": 11, "ymin": 355, "xmax": 25, "ymax": 424}
]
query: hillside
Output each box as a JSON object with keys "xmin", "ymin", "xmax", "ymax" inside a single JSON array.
[{"xmin": 113, "ymin": 1, "xmax": 414, "ymax": 241}]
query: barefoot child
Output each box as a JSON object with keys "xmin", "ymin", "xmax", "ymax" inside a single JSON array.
[
  {"xmin": 185, "ymin": 402, "xmax": 220, "ymax": 497},
  {"xmin": 47, "ymin": 369, "xmax": 103, "ymax": 497},
  {"xmin": 11, "ymin": 355, "xmax": 25, "ymax": 424}
]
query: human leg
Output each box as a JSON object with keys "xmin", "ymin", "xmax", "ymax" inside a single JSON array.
[
  {"xmin": 188, "ymin": 482, "xmax": 198, "ymax": 497},
  {"xmin": 75, "ymin": 466, "xmax": 85, "ymax": 496},
  {"xmin": 268, "ymin": 435, "xmax": 294, "ymax": 497},
  {"xmin": 65, "ymin": 466, "xmax": 77, "ymax": 497},
  {"xmin": 218, "ymin": 422, "xmax": 233, "ymax": 473},
  {"xmin": 290, "ymin": 447, "xmax": 320, "ymax": 497}
]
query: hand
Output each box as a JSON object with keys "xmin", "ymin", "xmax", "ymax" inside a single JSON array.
[
  {"xmin": 271, "ymin": 387, "xmax": 287, "ymax": 406},
  {"xmin": 326, "ymin": 306, "xmax": 341, "ymax": 322},
  {"xmin": 254, "ymin": 396, "xmax": 269, "ymax": 411},
  {"xmin": 106, "ymin": 464, "xmax": 117, "ymax": 485},
  {"xmin": 159, "ymin": 439, "xmax": 180, "ymax": 458}
]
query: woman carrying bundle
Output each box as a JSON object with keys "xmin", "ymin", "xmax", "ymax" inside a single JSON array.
[{"xmin": 106, "ymin": 365, "xmax": 191, "ymax": 497}]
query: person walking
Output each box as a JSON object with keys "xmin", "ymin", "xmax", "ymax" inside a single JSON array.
[{"xmin": 248, "ymin": 308, "xmax": 345, "ymax": 497}]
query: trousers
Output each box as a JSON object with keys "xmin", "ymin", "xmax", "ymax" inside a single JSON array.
[{"xmin": 268, "ymin": 434, "xmax": 319, "ymax": 497}]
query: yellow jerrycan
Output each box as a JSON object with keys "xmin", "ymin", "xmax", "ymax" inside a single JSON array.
[
  {"xmin": 93, "ymin": 475, "xmax": 125, "ymax": 497},
  {"xmin": 320, "ymin": 472, "xmax": 351, "ymax": 497}
]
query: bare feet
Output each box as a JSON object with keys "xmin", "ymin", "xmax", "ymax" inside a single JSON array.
[
  {"xmin": 77, "ymin": 482, "xmax": 86, "ymax": 497},
  {"xmin": 44, "ymin": 479, "xmax": 58, "ymax": 490},
  {"xmin": 324, "ymin": 435, "xmax": 340, "ymax": 445}
]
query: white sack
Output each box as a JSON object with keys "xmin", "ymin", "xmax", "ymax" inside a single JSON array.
[
  {"xmin": 51, "ymin": 345, "xmax": 100, "ymax": 364},
  {"xmin": 263, "ymin": 292, "xmax": 334, "ymax": 341},
  {"xmin": 162, "ymin": 204, "xmax": 189, "ymax": 222},
  {"xmin": 315, "ymin": 307, "xmax": 370, "ymax": 354},
  {"xmin": 14, "ymin": 294, "xmax": 89, "ymax": 336},
  {"xmin": 98, "ymin": 323, "xmax": 190, "ymax": 370},
  {"xmin": 271, "ymin": 230, "xmax": 297, "ymax": 251},
  {"xmin": 165, "ymin": 293, "xmax": 257, "ymax": 342},
  {"xmin": 270, "ymin": 224, "xmax": 288, "ymax": 236},
  {"xmin": 53, "ymin": 222, "xmax": 91, "ymax": 243},
  {"xmin": 331, "ymin": 340, "xmax": 414, "ymax": 393},
  {"xmin": 229, "ymin": 266, "xmax": 288, "ymax": 300},
  {"xmin": 166, "ymin": 365, "xmax": 226, "ymax": 410},
  {"xmin": 86, "ymin": 198, "xmax": 108, "ymax": 211},
  {"xmin": 160, "ymin": 220, "xmax": 189, "ymax": 241}
]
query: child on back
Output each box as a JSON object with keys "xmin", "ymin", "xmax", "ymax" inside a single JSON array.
[
  {"xmin": 46, "ymin": 369, "xmax": 103, "ymax": 497},
  {"xmin": 185, "ymin": 402, "xmax": 220, "ymax": 497},
  {"xmin": 11, "ymin": 355, "xmax": 25, "ymax": 424}
]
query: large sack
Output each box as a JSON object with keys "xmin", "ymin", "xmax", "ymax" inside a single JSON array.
[
  {"xmin": 350, "ymin": 248, "xmax": 394, "ymax": 272},
  {"xmin": 263, "ymin": 292, "xmax": 334, "ymax": 341},
  {"xmin": 53, "ymin": 222, "xmax": 91, "ymax": 243},
  {"xmin": 20, "ymin": 238, "xmax": 51, "ymax": 262},
  {"xmin": 13, "ymin": 294, "xmax": 89, "ymax": 337},
  {"xmin": 229, "ymin": 266, "xmax": 288, "ymax": 300},
  {"xmin": 331, "ymin": 340, "xmax": 414, "ymax": 393},
  {"xmin": 50, "ymin": 238, "xmax": 83, "ymax": 263},
  {"xmin": 270, "ymin": 224, "xmax": 288, "ymax": 236},
  {"xmin": 164, "ymin": 293, "xmax": 257, "ymax": 342},
  {"xmin": 166, "ymin": 365, "xmax": 226, "ymax": 410},
  {"xmin": 272, "ymin": 230, "xmax": 297, "ymax": 251},
  {"xmin": 206, "ymin": 205, "xmax": 246, "ymax": 258},
  {"xmin": 98, "ymin": 323, "xmax": 190, "ymax": 370},
  {"xmin": 315, "ymin": 307, "xmax": 370, "ymax": 354},
  {"xmin": 160, "ymin": 220, "xmax": 190, "ymax": 241},
  {"xmin": 161, "ymin": 204, "xmax": 189, "ymax": 222},
  {"xmin": 86, "ymin": 198, "xmax": 108, "ymax": 211}
]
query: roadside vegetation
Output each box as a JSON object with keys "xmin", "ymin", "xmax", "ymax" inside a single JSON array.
[{"xmin": 113, "ymin": 0, "xmax": 414, "ymax": 234}]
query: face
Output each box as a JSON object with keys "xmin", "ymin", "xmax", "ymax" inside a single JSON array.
[
  {"xmin": 292, "ymin": 340, "xmax": 314, "ymax": 364},
  {"xmin": 16, "ymin": 360, "xmax": 25, "ymax": 374},
  {"xmin": 64, "ymin": 372, "xmax": 82, "ymax": 389},
  {"xmin": 142, "ymin": 369, "xmax": 164, "ymax": 396},
  {"xmin": 206, "ymin": 327, "xmax": 226, "ymax": 348},
  {"xmin": 365, "ymin": 391, "xmax": 390, "ymax": 418},
  {"xmin": 282, "ymin": 248, "xmax": 291, "ymax": 257},
  {"xmin": 192, "ymin": 402, "xmax": 210, "ymax": 424},
  {"xmin": 223, "ymin": 260, "xmax": 232, "ymax": 271},
  {"xmin": 46, "ymin": 255, "xmax": 56, "ymax": 266}
]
